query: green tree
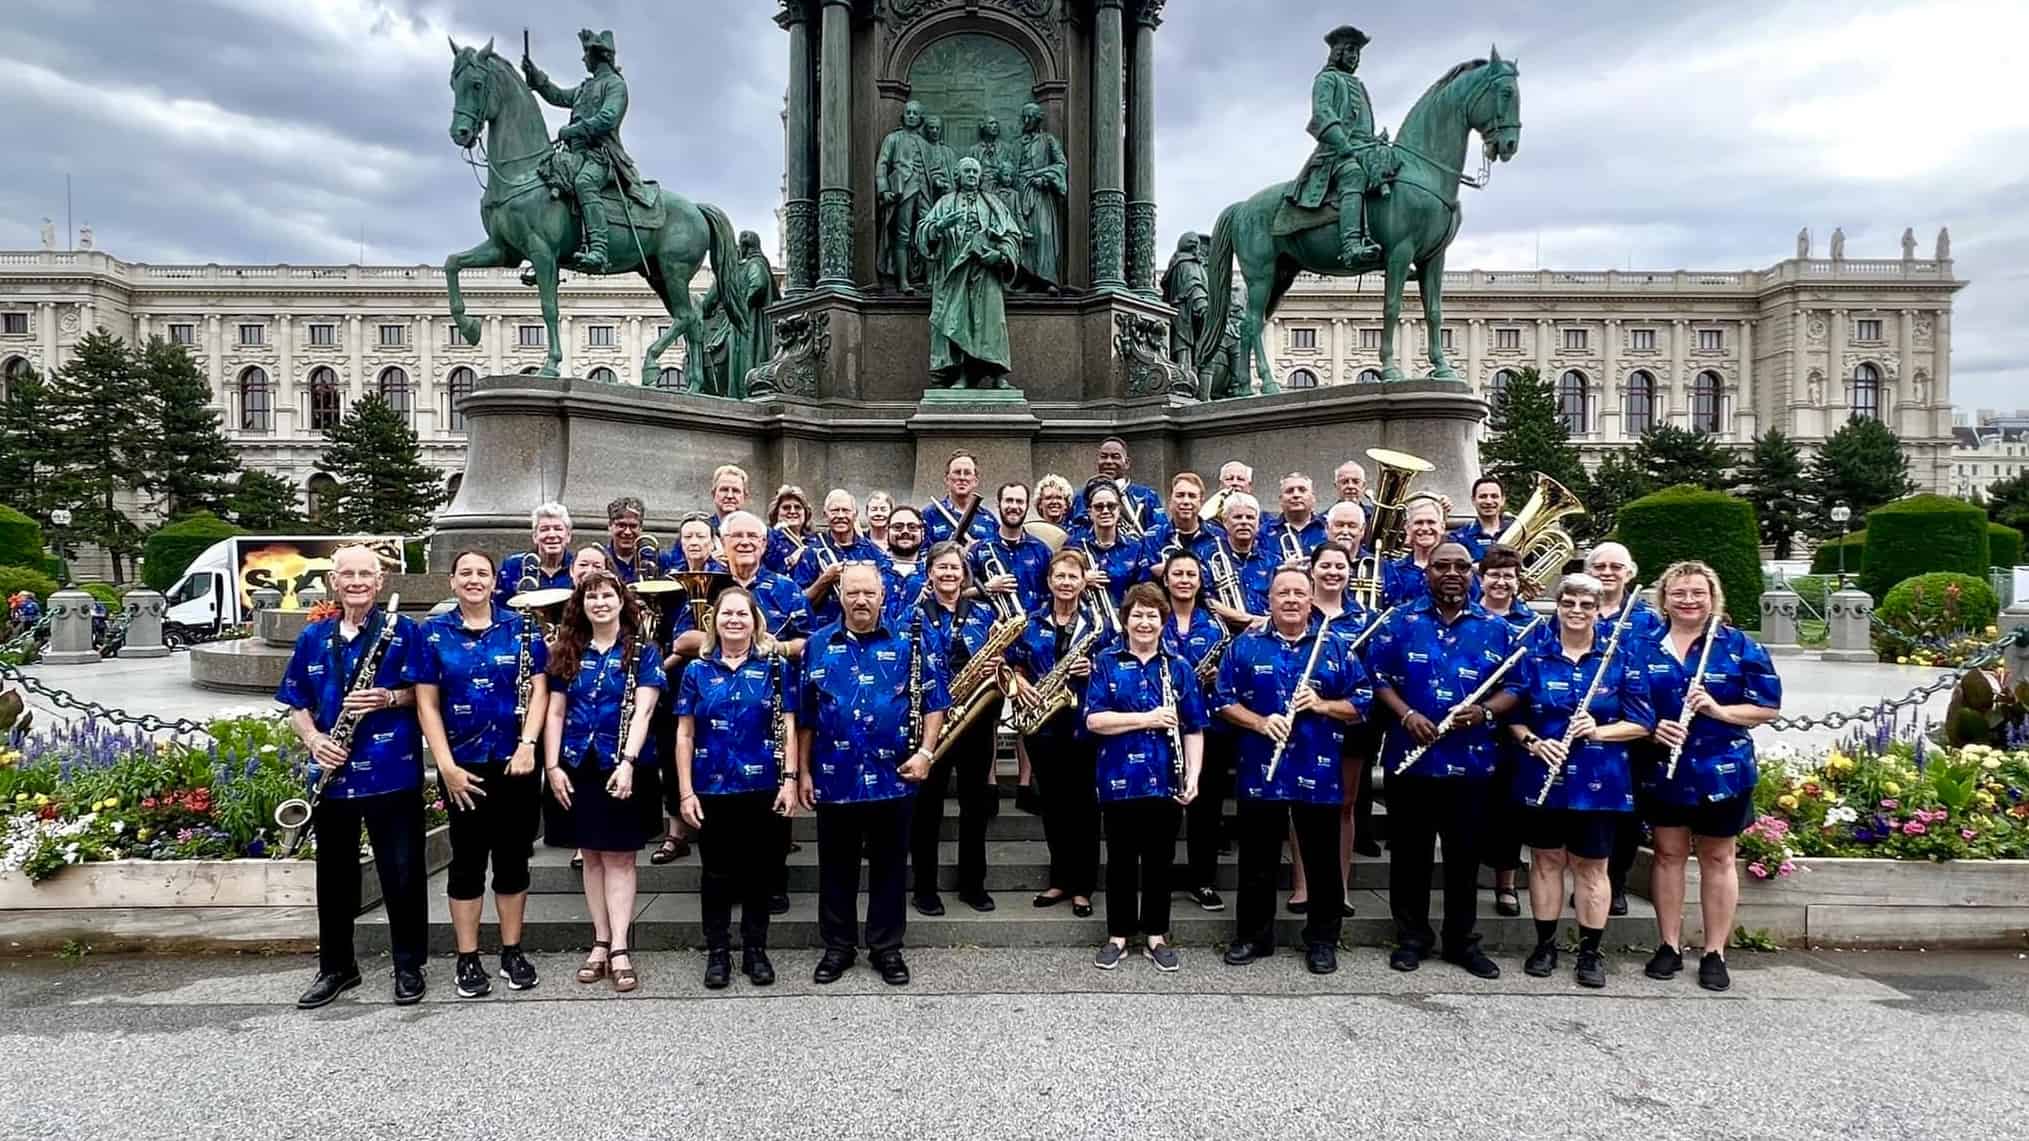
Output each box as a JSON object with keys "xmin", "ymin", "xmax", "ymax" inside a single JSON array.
[
  {"xmin": 1807, "ymin": 416, "xmax": 1916, "ymax": 538},
  {"xmin": 1983, "ymin": 470, "xmax": 2029, "ymax": 533},
  {"xmin": 0, "ymin": 363, "xmax": 60, "ymax": 520},
  {"xmin": 137, "ymin": 338, "xmax": 239, "ymax": 517},
  {"xmin": 1584, "ymin": 450, "xmax": 1651, "ymax": 541},
  {"xmin": 43, "ymin": 331, "xmax": 152, "ymax": 581},
  {"xmin": 1632, "ymin": 424, "xmax": 1733, "ymax": 491},
  {"xmin": 1479, "ymin": 367, "xmax": 1588, "ymax": 511},
  {"xmin": 227, "ymin": 469, "xmax": 306, "ymax": 531},
  {"xmin": 316, "ymin": 394, "xmax": 446, "ymax": 534},
  {"xmin": 1736, "ymin": 428, "xmax": 1814, "ymax": 559}
]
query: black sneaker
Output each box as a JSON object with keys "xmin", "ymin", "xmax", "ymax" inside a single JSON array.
[
  {"xmin": 1146, "ymin": 942, "xmax": 1181, "ymax": 972},
  {"xmin": 913, "ymin": 892, "xmax": 946, "ymax": 917},
  {"xmin": 1388, "ymin": 946, "xmax": 1423, "ymax": 973},
  {"xmin": 1645, "ymin": 942, "xmax": 1684, "ymax": 980},
  {"xmin": 1575, "ymin": 949, "xmax": 1607, "ymax": 989},
  {"xmin": 1094, "ymin": 941, "xmax": 1127, "ymax": 971},
  {"xmin": 500, "ymin": 945, "xmax": 538, "ymax": 991},
  {"xmin": 1188, "ymin": 886, "xmax": 1225, "ymax": 912},
  {"xmin": 454, "ymin": 952, "xmax": 491, "ymax": 998},
  {"xmin": 1442, "ymin": 946, "xmax": 1501, "ymax": 980},
  {"xmin": 703, "ymin": 948, "xmax": 733, "ymax": 990},
  {"xmin": 1523, "ymin": 942, "xmax": 1559, "ymax": 978},
  {"xmin": 742, "ymin": 947, "xmax": 776, "ymax": 987},
  {"xmin": 1222, "ymin": 941, "xmax": 1271, "ymax": 966},
  {"xmin": 393, "ymin": 966, "xmax": 426, "ymax": 1005},
  {"xmin": 1609, "ymin": 890, "xmax": 1629, "ymax": 917},
  {"xmin": 296, "ymin": 969, "xmax": 362, "ymax": 1009},
  {"xmin": 1698, "ymin": 951, "xmax": 1731, "ymax": 992}
]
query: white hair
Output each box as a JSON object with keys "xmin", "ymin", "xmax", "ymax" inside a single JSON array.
[
  {"xmin": 1335, "ymin": 459, "xmax": 1366, "ymax": 480},
  {"xmin": 1326, "ymin": 500, "xmax": 1366, "ymax": 528},
  {"xmin": 1587, "ymin": 541, "xmax": 1637, "ymax": 577},
  {"xmin": 1220, "ymin": 460, "xmax": 1254, "ymax": 482},
  {"xmin": 720, "ymin": 510, "xmax": 766, "ymax": 535},
  {"xmin": 1222, "ymin": 492, "xmax": 1261, "ymax": 516},
  {"xmin": 1404, "ymin": 496, "xmax": 1445, "ymax": 523},
  {"xmin": 530, "ymin": 502, "xmax": 572, "ymax": 530},
  {"xmin": 823, "ymin": 488, "xmax": 857, "ymax": 512}
]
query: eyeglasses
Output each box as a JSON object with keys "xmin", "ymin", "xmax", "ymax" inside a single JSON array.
[
  {"xmin": 889, "ymin": 522, "xmax": 923, "ymax": 532},
  {"xmin": 1091, "ymin": 501, "xmax": 1120, "ymax": 512}
]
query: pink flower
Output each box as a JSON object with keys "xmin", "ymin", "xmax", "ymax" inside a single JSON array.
[
  {"xmin": 1961, "ymin": 828, "xmax": 1977, "ymax": 841},
  {"xmin": 1905, "ymin": 821, "xmax": 1928, "ymax": 836},
  {"xmin": 1881, "ymin": 799, "xmax": 1900, "ymax": 810},
  {"xmin": 1748, "ymin": 862, "xmax": 1769, "ymax": 879},
  {"xmin": 1777, "ymin": 861, "xmax": 1796, "ymax": 876}
]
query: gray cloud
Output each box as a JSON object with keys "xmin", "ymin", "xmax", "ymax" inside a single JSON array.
[{"xmin": 3, "ymin": 0, "xmax": 2020, "ymax": 407}]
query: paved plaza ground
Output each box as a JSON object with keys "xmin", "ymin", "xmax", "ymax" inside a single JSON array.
[{"xmin": 1, "ymin": 948, "xmax": 2025, "ymax": 1139}]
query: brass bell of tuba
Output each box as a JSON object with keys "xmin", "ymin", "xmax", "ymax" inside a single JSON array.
[{"xmin": 1495, "ymin": 473, "xmax": 1587, "ymax": 591}]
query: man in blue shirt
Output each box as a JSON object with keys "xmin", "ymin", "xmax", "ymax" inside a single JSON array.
[
  {"xmin": 603, "ymin": 495, "xmax": 659, "ymax": 585},
  {"xmin": 1215, "ymin": 566, "xmax": 1371, "ymax": 974},
  {"xmin": 1069, "ymin": 436, "xmax": 1168, "ymax": 536},
  {"xmin": 1367, "ymin": 541, "xmax": 1523, "ymax": 979},
  {"xmin": 798, "ymin": 564, "xmax": 950, "ymax": 986},
  {"xmin": 922, "ymin": 449, "xmax": 996, "ymax": 545},
  {"xmin": 1263, "ymin": 472, "xmax": 1329, "ymax": 565},
  {"xmin": 277, "ymin": 544, "xmax": 428, "ymax": 1009},
  {"xmin": 796, "ymin": 488, "xmax": 894, "ymax": 629},
  {"xmin": 495, "ymin": 502, "xmax": 574, "ymax": 608},
  {"xmin": 971, "ymin": 481, "xmax": 1053, "ymax": 617},
  {"xmin": 1208, "ymin": 493, "xmax": 1275, "ymax": 626},
  {"xmin": 879, "ymin": 506, "xmax": 930, "ymax": 627},
  {"xmin": 1141, "ymin": 471, "xmax": 1228, "ymax": 581},
  {"xmin": 1446, "ymin": 476, "xmax": 1513, "ymax": 562}
]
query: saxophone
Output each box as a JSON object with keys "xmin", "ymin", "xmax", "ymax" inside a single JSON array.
[
  {"xmin": 927, "ymin": 605, "xmax": 1027, "ymax": 764},
  {"xmin": 1007, "ymin": 603, "xmax": 1107, "ymax": 737},
  {"xmin": 1194, "ymin": 621, "xmax": 1239, "ymax": 690},
  {"xmin": 273, "ymin": 595, "xmax": 403, "ymax": 857}
]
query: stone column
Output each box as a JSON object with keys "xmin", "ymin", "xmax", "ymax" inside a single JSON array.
[
  {"xmin": 1738, "ymin": 319, "xmax": 1754, "ymax": 433},
  {"xmin": 120, "ymin": 589, "xmax": 170, "ymax": 659},
  {"xmin": 486, "ymin": 314, "xmax": 504, "ymax": 375},
  {"xmin": 40, "ymin": 301, "xmax": 57, "ymax": 372},
  {"xmin": 416, "ymin": 313, "xmax": 435, "ymax": 434},
  {"xmin": 276, "ymin": 314, "xmax": 295, "ymax": 434},
  {"xmin": 1125, "ymin": 0, "xmax": 1161, "ymax": 296},
  {"xmin": 1827, "ymin": 308, "xmax": 1846, "ymax": 415},
  {"xmin": 1823, "ymin": 587, "xmax": 1875, "ymax": 662},
  {"xmin": 1328, "ymin": 318, "xmax": 1345, "ymax": 384},
  {"xmin": 558, "ymin": 313, "xmax": 574, "ymax": 378},
  {"xmin": 1534, "ymin": 317, "xmax": 1551, "ymax": 376},
  {"xmin": 625, "ymin": 315, "xmax": 643, "ymax": 384},
  {"xmin": 1899, "ymin": 308, "xmax": 1916, "ymax": 405},
  {"xmin": 206, "ymin": 314, "xmax": 223, "ymax": 403},
  {"xmin": 1089, "ymin": 0, "xmax": 1128, "ymax": 291},
  {"xmin": 1932, "ymin": 307, "xmax": 1950, "ymax": 401},
  {"xmin": 1668, "ymin": 318, "xmax": 1687, "ymax": 425},
  {"xmin": 1602, "ymin": 318, "xmax": 1620, "ymax": 440},
  {"xmin": 815, "ymin": 0, "xmax": 855, "ymax": 291},
  {"xmin": 1759, "ymin": 587, "xmax": 1802, "ymax": 657},
  {"xmin": 779, "ymin": 0, "xmax": 817, "ymax": 294},
  {"xmin": 347, "ymin": 315, "xmax": 365, "ymax": 399},
  {"xmin": 1465, "ymin": 318, "xmax": 1481, "ymax": 393},
  {"xmin": 79, "ymin": 300, "xmax": 94, "ymax": 338}
]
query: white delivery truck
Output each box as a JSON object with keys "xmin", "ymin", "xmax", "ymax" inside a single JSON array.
[{"xmin": 160, "ymin": 535, "xmax": 404, "ymax": 646}]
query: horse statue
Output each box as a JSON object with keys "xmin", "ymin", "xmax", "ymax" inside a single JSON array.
[
  {"xmin": 443, "ymin": 37, "xmax": 744, "ymax": 384},
  {"xmin": 1197, "ymin": 51, "xmax": 1521, "ymax": 392}
]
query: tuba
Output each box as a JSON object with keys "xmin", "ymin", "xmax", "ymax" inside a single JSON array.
[
  {"xmin": 1350, "ymin": 448, "xmax": 1434, "ymax": 607},
  {"xmin": 1202, "ymin": 487, "xmax": 1233, "ymax": 525},
  {"xmin": 1495, "ymin": 473, "xmax": 1586, "ymax": 592}
]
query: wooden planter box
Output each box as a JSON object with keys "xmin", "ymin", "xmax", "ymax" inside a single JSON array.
[
  {"xmin": 1631, "ymin": 850, "xmax": 2029, "ymax": 948},
  {"xmin": 0, "ymin": 825, "xmax": 451, "ymax": 953}
]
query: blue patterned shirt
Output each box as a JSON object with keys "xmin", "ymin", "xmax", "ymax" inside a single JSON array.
[
  {"xmin": 1634, "ymin": 624, "xmax": 1781, "ymax": 806},
  {"xmin": 970, "ymin": 532, "xmax": 1054, "ymax": 615},
  {"xmin": 1007, "ymin": 608, "xmax": 1106, "ymax": 739},
  {"xmin": 1070, "ymin": 480, "xmax": 1169, "ymax": 535},
  {"xmin": 667, "ymin": 568, "xmax": 811, "ymax": 642},
  {"xmin": 493, "ymin": 552, "xmax": 571, "ymax": 609},
  {"xmin": 1084, "ymin": 646, "xmax": 1210, "ymax": 803},
  {"xmin": 880, "ymin": 559, "xmax": 930, "ymax": 627},
  {"xmin": 800, "ymin": 619, "xmax": 951, "ymax": 804},
  {"xmin": 413, "ymin": 606, "xmax": 542, "ymax": 768},
  {"xmin": 1068, "ymin": 528, "xmax": 1145, "ymax": 611},
  {"xmin": 1508, "ymin": 639, "xmax": 1654, "ymax": 812},
  {"xmin": 1222, "ymin": 543, "xmax": 1279, "ymax": 615},
  {"xmin": 1447, "ymin": 517, "xmax": 1514, "ymax": 562},
  {"xmin": 552, "ymin": 638, "xmax": 667, "ymax": 771},
  {"xmin": 1138, "ymin": 522, "xmax": 1229, "ymax": 583},
  {"xmin": 921, "ymin": 497, "xmax": 996, "ymax": 546},
  {"xmin": 793, "ymin": 533, "xmax": 893, "ymax": 629},
  {"xmin": 1216, "ymin": 624, "xmax": 1372, "ymax": 804},
  {"xmin": 677, "ymin": 649, "xmax": 800, "ymax": 797},
  {"xmin": 275, "ymin": 610, "xmax": 423, "ymax": 799},
  {"xmin": 1262, "ymin": 513, "xmax": 1329, "ymax": 562},
  {"xmin": 1367, "ymin": 597, "xmax": 1519, "ymax": 779}
]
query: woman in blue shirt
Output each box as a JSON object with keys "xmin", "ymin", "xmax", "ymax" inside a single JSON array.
[
  {"xmin": 1477, "ymin": 544, "xmax": 1534, "ymax": 918},
  {"xmin": 1638, "ymin": 560, "xmax": 1782, "ymax": 993},
  {"xmin": 415, "ymin": 550, "xmax": 551, "ymax": 999},
  {"xmin": 1287, "ymin": 542, "xmax": 1374, "ymax": 918},
  {"xmin": 1158, "ymin": 550, "xmax": 1238, "ymax": 912},
  {"xmin": 1504, "ymin": 572, "xmax": 1655, "ymax": 989},
  {"xmin": 911, "ymin": 541, "xmax": 1005, "ymax": 916},
  {"xmin": 1071, "ymin": 479, "xmax": 1144, "ymax": 612},
  {"xmin": 1085, "ymin": 582, "xmax": 1206, "ymax": 971},
  {"xmin": 543, "ymin": 570, "xmax": 666, "ymax": 994},
  {"xmin": 1007, "ymin": 548, "xmax": 1104, "ymax": 917},
  {"xmin": 765, "ymin": 484, "xmax": 815, "ymax": 575},
  {"xmin": 674, "ymin": 587, "xmax": 801, "ymax": 989}
]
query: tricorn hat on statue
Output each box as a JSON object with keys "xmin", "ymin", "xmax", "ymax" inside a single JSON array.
[
  {"xmin": 578, "ymin": 28, "xmax": 617, "ymax": 58},
  {"xmin": 1324, "ymin": 25, "xmax": 1370, "ymax": 49}
]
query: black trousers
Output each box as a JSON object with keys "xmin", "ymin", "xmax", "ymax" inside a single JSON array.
[
  {"xmin": 697, "ymin": 791, "xmax": 781, "ymax": 951},
  {"xmin": 912, "ymin": 712, "xmax": 998, "ymax": 897},
  {"xmin": 1480, "ymin": 748, "xmax": 1524, "ymax": 874},
  {"xmin": 1608, "ymin": 813, "xmax": 1642, "ymax": 897},
  {"xmin": 816, "ymin": 797, "xmax": 913, "ymax": 953},
  {"xmin": 1346, "ymin": 722, "xmax": 1380, "ymax": 845},
  {"xmin": 1387, "ymin": 775, "xmax": 1494, "ymax": 954},
  {"xmin": 442, "ymin": 762, "xmax": 540, "ymax": 900},
  {"xmin": 1237, "ymin": 799, "xmax": 1343, "ymax": 949},
  {"xmin": 1185, "ymin": 731, "xmax": 1236, "ymax": 889},
  {"xmin": 1034, "ymin": 728, "xmax": 1098, "ymax": 896},
  {"xmin": 1102, "ymin": 798, "xmax": 1182, "ymax": 939},
  {"xmin": 315, "ymin": 789, "xmax": 428, "ymax": 975}
]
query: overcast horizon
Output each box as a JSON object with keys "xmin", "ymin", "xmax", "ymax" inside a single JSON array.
[{"xmin": 3, "ymin": 0, "xmax": 2023, "ymax": 409}]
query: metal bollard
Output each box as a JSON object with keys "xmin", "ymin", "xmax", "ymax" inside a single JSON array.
[
  {"xmin": 249, "ymin": 587, "xmax": 283, "ymax": 616},
  {"xmin": 1822, "ymin": 587, "xmax": 1876, "ymax": 663},
  {"xmin": 120, "ymin": 588, "xmax": 171, "ymax": 659},
  {"xmin": 41, "ymin": 589, "xmax": 101, "ymax": 665},
  {"xmin": 1989, "ymin": 569, "xmax": 2015, "ymax": 609},
  {"xmin": 2002, "ymin": 603, "xmax": 2029, "ymax": 688},
  {"xmin": 1759, "ymin": 587, "xmax": 1803, "ymax": 657}
]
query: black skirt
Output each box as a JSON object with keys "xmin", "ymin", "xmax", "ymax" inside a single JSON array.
[{"xmin": 567, "ymin": 756, "xmax": 659, "ymax": 853}]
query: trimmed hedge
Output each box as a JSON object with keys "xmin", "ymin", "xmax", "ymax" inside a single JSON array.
[
  {"xmin": 77, "ymin": 582, "xmax": 124, "ymax": 608},
  {"xmin": 1872, "ymin": 572, "xmax": 2000, "ymax": 662},
  {"xmin": 1809, "ymin": 530, "xmax": 1866, "ymax": 576},
  {"xmin": 0, "ymin": 505, "xmax": 43, "ymax": 569},
  {"xmin": 0, "ymin": 565, "xmax": 60, "ymax": 603},
  {"xmin": 1989, "ymin": 522, "xmax": 2023, "ymax": 569},
  {"xmin": 1615, "ymin": 484, "xmax": 1764, "ymax": 629},
  {"xmin": 141, "ymin": 513, "xmax": 244, "ymax": 591},
  {"xmin": 1858, "ymin": 495, "xmax": 1988, "ymax": 600}
]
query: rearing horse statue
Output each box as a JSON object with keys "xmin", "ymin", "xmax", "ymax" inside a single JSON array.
[
  {"xmin": 443, "ymin": 38, "xmax": 743, "ymax": 383},
  {"xmin": 1197, "ymin": 52, "xmax": 1521, "ymax": 392}
]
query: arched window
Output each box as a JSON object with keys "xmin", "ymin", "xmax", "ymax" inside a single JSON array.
[
  {"xmin": 1691, "ymin": 370, "xmax": 1724, "ymax": 433},
  {"xmin": 518, "ymin": 365, "xmax": 542, "ymax": 375},
  {"xmin": 306, "ymin": 473, "xmax": 340, "ymax": 525},
  {"xmin": 1850, "ymin": 363, "xmax": 1881, "ymax": 421},
  {"xmin": 1488, "ymin": 368, "xmax": 1514, "ymax": 411},
  {"xmin": 308, "ymin": 367, "xmax": 342, "ymax": 432},
  {"xmin": 1355, "ymin": 368, "xmax": 1383, "ymax": 385},
  {"xmin": 1557, "ymin": 369, "xmax": 1590, "ymax": 434},
  {"xmin": 587, "ymin": 366, "xmax": 618, "ymax": 385},
  {"xmin": 445, "ymin": 472, "xmax": 464, "ymax": 502},
  {"xmin": 446, "ymin": 366, "xmax": 476, "ymax": 432},
  {"xmin": 1624, "ymin": 370, "xmax": 1657, "ymax": 435},
  {"xmin": 238, "ymin": 367, "xmax": 272, "ymax": 433},
  {"xmin": 1287, "ymin": 368, "xmax": 1319, "ymax": 390},
  {"xmin": 654, "ymin": 366, "xmax": 684, "ymax": 390},
  {"xmin": 377, "ymin": 366, "xmax": 412, "ymax": 422},
  {"xmin": 0, "ymin": 355, "xmax": 28, "ymax": 401}
]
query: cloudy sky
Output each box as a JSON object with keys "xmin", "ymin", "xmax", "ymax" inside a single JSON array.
[{"xmin": 5, "ymin": 0, "xmax": 2025, "ymax": 408}]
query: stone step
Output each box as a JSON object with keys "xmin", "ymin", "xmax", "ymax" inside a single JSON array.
[
  {"xmin": 364, "ymin": 883, "xmax": 1656, "ymax": 953},
  {"xmin": 760, "ymin": 797, "xmax": 1391, "ymax": 843}
]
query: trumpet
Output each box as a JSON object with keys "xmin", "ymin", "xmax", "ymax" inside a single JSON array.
[
  {"xmin": 1276, "ymin": 524, "xmax": 1306, "ymax": 567},
  {"xmin": 1202, "ymin": 487, "xmax": 1233, "ymax": 524},
  {"xmin": 274, "ymin": 594, "xmax": 403, "ymax": 858},
  {"xmin": 978, "ymin": 541, "xmax": 1024, "ymax": 623},
  {"xmin": 1496, "ymin": 473, "xmax": 1586, "ymax": 593},
  {"xmin": 1206, "ymin": 537, "xmax": 1246, "ymax": 615}
]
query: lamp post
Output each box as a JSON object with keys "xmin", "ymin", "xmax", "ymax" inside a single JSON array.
[
  {"xmin": 48, "ymin": 507, "xmax": 73, "ymax": 587},
  {"xmin": 1830, "ymin": 501, "xmax": 1852, "ymax": 589}
]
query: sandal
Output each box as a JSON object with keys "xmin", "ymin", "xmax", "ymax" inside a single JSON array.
[
  {"xmin": 650, "ymin": 836, "xmax": 685, "ymax": 865},
  {"xmin": 576, "ymin": 940, "xmax": 611, "ymax": 984},
  {"xmin": 610, "ymin": 949, "xmax": 638, "ymax": 994}
]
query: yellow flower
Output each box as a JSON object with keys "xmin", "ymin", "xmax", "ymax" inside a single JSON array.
[
  {"xmin": 1985, "ymin": 625, "xmax": 1999, "ymax": 637},
  {"xmin": 136, "ymin": 827, "xmax": 152, "ymax": 842},
  {"xmin": 1884, "ymin": 781, "xmax": 1902, "ymax": 797},
  {"xmin": 1983, "ymin": 758, "xmax": 2003, "ymax": 771},
  {"xmin": 1896, "ymin": 656, "xmax": 1910, "ymax": 665},
  {"xmin": 1777, "ymin": 794, "xmax": 1800, "ymax": 811},
  {"xmin": 1976, "ymin": 791, "xmax": 1997, "ymax": 809},
  {"xmin": 102, "ymin": 797, "xmax": 119, "ymax": 810}
]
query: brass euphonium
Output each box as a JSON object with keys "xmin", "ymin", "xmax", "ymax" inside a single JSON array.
[
  {"xmin": 1495, "ymin": 473, "xmax": 1587, "ymax": 591},
  {"xmin": 1202, "ymin": 488, "xmax": 1233, "ymax": 525}
]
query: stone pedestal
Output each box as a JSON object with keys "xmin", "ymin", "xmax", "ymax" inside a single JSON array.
[
  {"xmin": 119, "ymin": 589, "xmax": 170, "ymax": 659},
  {"xmin": 1823, "ymin": 588, "xmax": 1877, "ymax": 662},
  {"xmin": 41, "ymin": 589, "xmax": 100, "ymax": 666},
  {"xmin": 2001, "ymin": 602, "xmax": 2029, "ymax": 685},
  {"xmin": 1759, "ymin": 587, "xmax": 1803, "ymax": 657}
]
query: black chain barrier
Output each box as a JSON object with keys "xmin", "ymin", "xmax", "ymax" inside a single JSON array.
[
  {"xmin": 1, "ymin": 615, "xmax": 211, "ymax": 736},
  {"xmin": 1764, "ymin": 626, "xmax": 2029, "ymax": 734}
]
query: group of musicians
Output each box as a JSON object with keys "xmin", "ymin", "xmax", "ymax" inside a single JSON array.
[{"xmin": 277, "ymin": 436, "xmax": 1782, "ymax": 1007}]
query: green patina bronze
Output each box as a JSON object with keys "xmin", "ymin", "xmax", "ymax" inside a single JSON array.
[
  {"xmin": 442, "ymin": 33, "xmax": 745, "ymax": 386},
  {"xmin": 697, "ymin": 230, "xmax": 779, "ymax": 399},
  {"xmin": 917, "ymin": 157, "xmax": 1022, "ymax": 390},
  {"xmin": 1198, "ymin": 28, "xmax": 1523, "ymax": 390}
]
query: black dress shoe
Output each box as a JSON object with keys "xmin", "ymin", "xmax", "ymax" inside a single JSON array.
[
  {"xmin": 296, "ymin": 969, "xmax": 362, "ymax": 1009},
  {"xmin": 1032, "ymin": 891, "xmax": 1067, "ymax": 908},
  {"xmin": 703, "ymin": 948, "xmax": 733, "ymax": 990},
  {"xmin": 1071, "ymin": 899, "xmax": 1094, "ymax": 918},
  {"xmin": 913, "ymin": 892, "xmax": 946, "ymax": 917},
  {"xmin": 1354, "ymin": 838, "xmax": 1384, "ymax": 858},
  {"xmin": 1305, "ymin": 943, "xmax": 1339, "ymax": 975},
  {"xmin": 1442, "ymin": 947, "xmax": 1501, "ymax": 980},
  {"xmin": 743, "ymin": 948, "xmax": 776, "ymax": 987},
  {"xmin": 1523, "ymin": 942, "xmax": 1559, "ymax": 978},
  {"xmin": 1222, "ymin": 941, "xmax": 1271, "ymax": 966},
  {"xmin": 958, "ymin": 889, "xmax": 996, "ymax": 912},
  {"xmin": 872, "ymin": 949, "xmax": 911, "ymax": 986},
  {"xmin": 1609, "ymin": 890, "xmax": 1629, "ymax": 917},
  {"xmin": 813, "ymin": 948, "xmax": 855, "ymax": 984},
  {"xmin": 1286, "ymin": 898, "xmax": 1309, "ymax": 915},
  {"xmin": 1494, "ymin": 889, "xmax": 1522, "ymax": 918},
  {"xmin": 769, "ymin": 893, "xmax": 792, "ymax": 916},
  {"xmin": 393, "ymin": 966, "xmax": 426, "ymax": 1005},
  {"xmin": 1388, "ymin": 946, "xmax": 1423, "ymax": 973}
]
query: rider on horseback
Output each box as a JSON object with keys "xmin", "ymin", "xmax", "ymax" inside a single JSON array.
[
  {"xmin": 522, "ymin": 29, "xmax": 642, "ymax": 273},
  {"xmin": 1285, "ymin": 25, "xmax": 1391, "ymax": 268}
]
